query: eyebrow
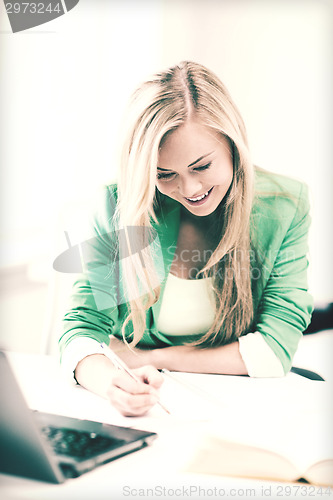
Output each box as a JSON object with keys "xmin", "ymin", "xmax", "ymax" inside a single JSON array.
[{"xmin": 157, "ymin": 152, "xmax": 213, "ymax": 171}]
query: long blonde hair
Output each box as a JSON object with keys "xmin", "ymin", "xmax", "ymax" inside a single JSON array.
[{"xmin": 114, "ymin": 61, "xmax": 254, "ymax": 347}]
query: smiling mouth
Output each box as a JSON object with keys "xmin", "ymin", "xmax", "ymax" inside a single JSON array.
[{"xmin": 184, "ymin": 187, "xmax": 214, "ymax": 204}]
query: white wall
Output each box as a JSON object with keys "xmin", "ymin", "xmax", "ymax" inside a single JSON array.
[
  {"xmin": 0, "ymin": 0, "xmax": 163, "ymax": 271},
  {"xmin": 1, "ymin": 0, "xmax": 332, "ymax": 306}
]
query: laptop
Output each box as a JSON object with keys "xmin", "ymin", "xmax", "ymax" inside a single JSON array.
[{"xmin": 0, "ymin": 349, "xmax": 157, "ymax": 483}]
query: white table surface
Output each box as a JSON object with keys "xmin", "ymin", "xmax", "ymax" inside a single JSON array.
[{"xmin": 1, "ymin": 331, "xmax": 332, "ymax": 500}]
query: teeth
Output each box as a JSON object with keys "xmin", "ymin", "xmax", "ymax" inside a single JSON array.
[{"xmin": 186, "ymin": 190, "xmax": 209, "ymax": 202}]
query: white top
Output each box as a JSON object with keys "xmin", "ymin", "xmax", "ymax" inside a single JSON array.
[
  {"xmin": 61, "ymin": 273, "xmax": 284, "ymax": 382},
  {"xmin": 156, "ymin": 272, "xmax": 216, "ymax": 335}
]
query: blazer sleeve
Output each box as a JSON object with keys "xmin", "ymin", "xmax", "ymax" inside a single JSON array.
[
  {"xmin": 58, "ymin": 185, "xmax": 121, "ymax": 362},
  {"xmin": 253, "ymin": 182, "xmax": 314, "ymax": 374}
]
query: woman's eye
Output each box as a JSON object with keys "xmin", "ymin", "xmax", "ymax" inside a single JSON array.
[
  {"xmin": 157, "ymin": 162, "xmax": 211, "ymax": 181},
  {"xmin": 194, "ymin": 162, "xmax": 211, "ymax": 172},
  {"xmin": 157, "ymin": 172, "xmax": 175, "ymax": 181}
]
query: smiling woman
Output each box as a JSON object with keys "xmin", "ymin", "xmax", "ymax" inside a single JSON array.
[
  {"xmin": 156, "ymin": 123, "xmax": 234, "ymax": 214},
  {"xmin": 59, "ymin": 61, "xmax": 313, "ymax": 417}
]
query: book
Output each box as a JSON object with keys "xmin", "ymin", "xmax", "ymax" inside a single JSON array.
[
  {"xmin": 183, "ymin": 432, "xmax": 333, "ymax": 487},
  {"xmin": 167, "ymin": 372, "xmax": 333, "ymax": 487}
]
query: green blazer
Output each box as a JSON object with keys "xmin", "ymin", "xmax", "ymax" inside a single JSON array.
[{"xmin": 59, "ymin": 168, "xmax": 313, "ymax": 375}]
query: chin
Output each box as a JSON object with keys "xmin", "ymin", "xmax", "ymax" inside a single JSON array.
[{"xmin": 184, "ymin": 204, "xmax": 216, "ymax": 217}]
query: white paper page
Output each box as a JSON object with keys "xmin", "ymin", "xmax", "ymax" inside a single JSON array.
[{"xmin": 166, "ymin": 372, "xmax": 333, "ymax": 473}]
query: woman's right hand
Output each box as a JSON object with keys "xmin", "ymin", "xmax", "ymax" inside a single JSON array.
[{"xmin": 74, "ymin": 354, "xmax": 163, "ymax": 416}]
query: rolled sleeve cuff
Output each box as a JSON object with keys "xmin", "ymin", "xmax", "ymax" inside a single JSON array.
[
  {"xmin": 60, "ymin": 338, "xmax": 106, "ymax": 384},
  {"xmin": 238, "ymin": 332, "xmax": 285, "ymax": 378}
]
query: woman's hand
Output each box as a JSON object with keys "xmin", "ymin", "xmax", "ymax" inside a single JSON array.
[
  {"xmin": 106, "ymin": 365, "xmax": 163, "ymax": 417},
  {"xmin": 74, "ymin": 353, "xmax": 163, "ymax": 416},
  {"xmin": 107, "ymin": 335, "xmax": 153, "ymax": 369}
]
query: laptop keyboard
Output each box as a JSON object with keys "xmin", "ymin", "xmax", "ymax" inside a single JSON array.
[{"xmin": 41, "ymin": 426, "xmax": 125, "ymax": 459}]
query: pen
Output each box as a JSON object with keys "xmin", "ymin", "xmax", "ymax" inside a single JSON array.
[{"xmin": 100, "ymin": 343, "xmax": 170, "ymax": 415}]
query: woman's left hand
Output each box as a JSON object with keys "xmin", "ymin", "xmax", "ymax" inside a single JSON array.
[{"xmin": 108, "ymin": 335, "xmax": 153, "ymax": 369}]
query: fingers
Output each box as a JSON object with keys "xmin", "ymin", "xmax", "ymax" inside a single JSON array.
[
  {"xmin": 134, "ymin": 365, "xmax": 164, "ymax": 390},
  {"xmin": 106, "ymin": 367, "xmax": 163, "ymax": 417},
  {"xmin": 108, "ymin": 386, "xmax": 158, "ymax": 417}
]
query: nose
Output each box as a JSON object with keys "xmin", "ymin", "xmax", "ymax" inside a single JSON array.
[{"xmin": 178, "ymin": 176, "xmax": 203, "ymax": 198}]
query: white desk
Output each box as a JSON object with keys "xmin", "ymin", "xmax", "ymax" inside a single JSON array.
[{"xmin": 1, "ymin": 331, "xmax": 332, "ymax": 500}]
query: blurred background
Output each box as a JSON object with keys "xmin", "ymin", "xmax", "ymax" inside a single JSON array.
[{"xmin": 0, "ymin": 0, "xmax": 332, "ymax": 354}]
